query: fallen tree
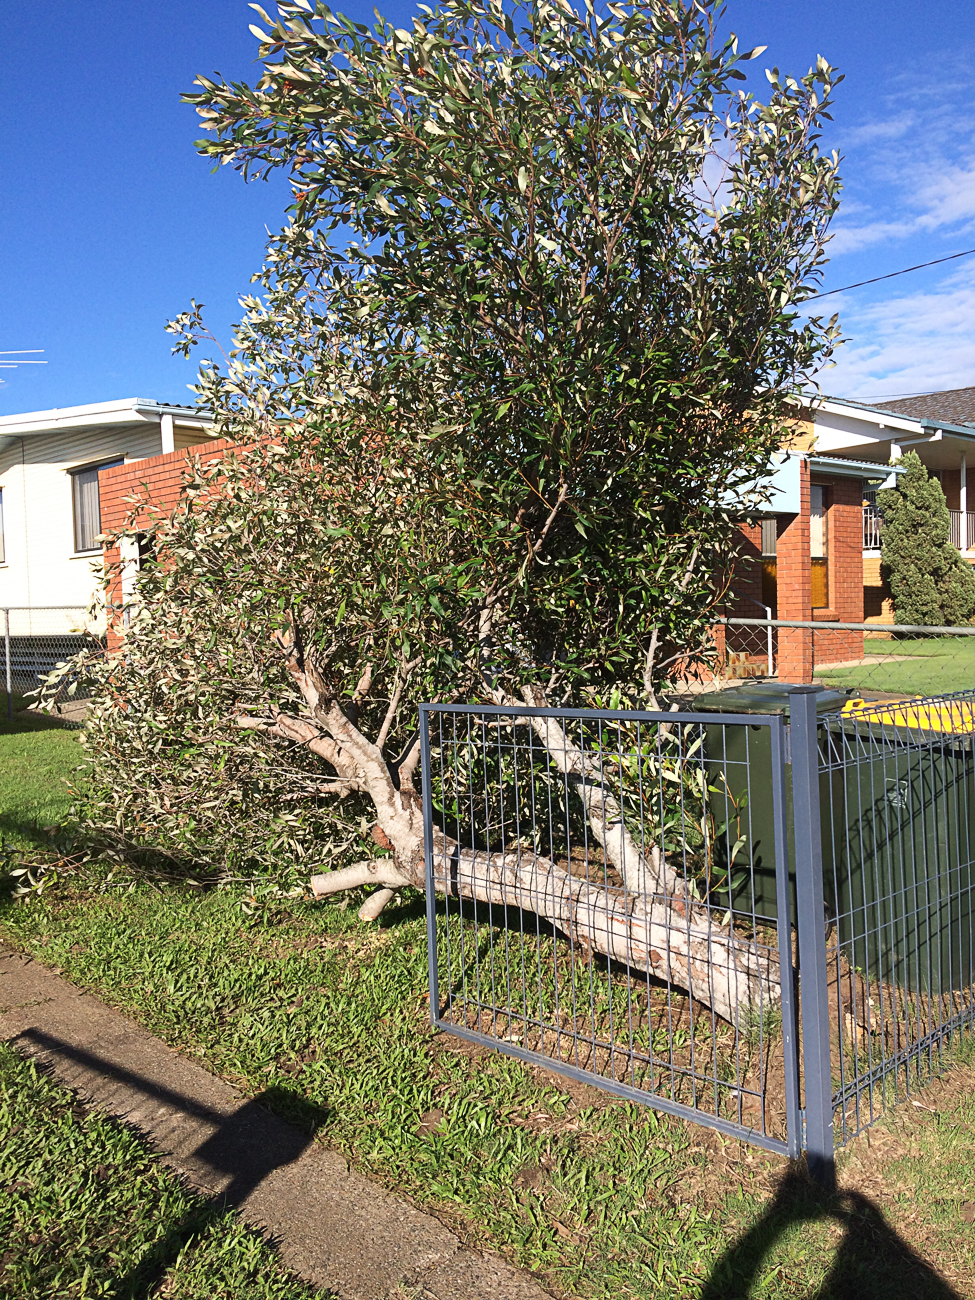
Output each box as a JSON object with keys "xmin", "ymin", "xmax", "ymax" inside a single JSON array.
[{"xmin": 44, "ymin": 0, "xmax": 841, "ymax": 1021}]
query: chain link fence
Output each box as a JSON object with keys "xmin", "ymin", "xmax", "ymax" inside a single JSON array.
[
  {"xmin": 1, "ymin": 607, "xmax": 102, "ymax": 725},
  {"xmin": 700, "ymin": 617, "xmax": 975, "ymax": 699}
]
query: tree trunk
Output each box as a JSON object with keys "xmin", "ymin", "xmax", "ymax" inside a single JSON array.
[{"xmin": 278, "ymin": 650, "xmax": 780, "ymax": 1024}]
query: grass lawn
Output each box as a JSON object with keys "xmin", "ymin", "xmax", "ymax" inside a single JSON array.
[
  {"xmin": 0, "ymin": 1042, "xmax": 331, "ymax": 1300},
  {"xmin": 816, "ymin": 636, "xmax": 975, "ymax": 697},
  {"xmin": 0, "ymin": 707, "xmax": 82, "ymax": 849},
  {"xmin": 3, "ymin": 715, "xmax": 975, "ymax": 1297}
]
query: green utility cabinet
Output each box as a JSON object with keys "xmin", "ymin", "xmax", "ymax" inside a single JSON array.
[
  {"xmin": 826, "ymin": 718, "xmax": 975, "ymax": 994},
  {"xmin": 693, "ymin": 683, "xmax": 975, "ymax": 993},
  {"xmin": 691, "ymin": 682, "xmax": 850, "ymax": 928}
]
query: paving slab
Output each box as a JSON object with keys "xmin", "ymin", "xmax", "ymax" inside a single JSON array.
[{"xmin": 0, "ymin": 947, "xmax": 553, "ymax": 1300}]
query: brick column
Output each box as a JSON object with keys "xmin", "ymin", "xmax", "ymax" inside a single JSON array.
[
  {"xmin": 814, "ymin": 476, "xmax": 864, "ymax": 666},
  {"xmin": 775, "ymin": 458, "xmax": 812, "ymax": 682}
]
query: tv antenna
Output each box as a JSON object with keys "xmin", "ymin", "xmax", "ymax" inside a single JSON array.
[{"xmin": 0, "ymin": 350, "xmax": 46, "ymax": 369}]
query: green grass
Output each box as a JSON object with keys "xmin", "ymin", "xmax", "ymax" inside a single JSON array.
[
  {"xmin": 0, "ymin": 1041, "xmax": 332, "ymax": 1299},
  {"xmin": 5, "ymin": 870, "xmax": 971, "ymax": 1299},
  {"xmin": 817, "ymin": 636, "xmax": 975, "ymax": 696},
  {"xmin": 0, "ymin": 707, "xmax": 82, "ymax": 849},
  {"xmin": 1, "ymin": 714, "xmax": 971, "ymax": 1298}
]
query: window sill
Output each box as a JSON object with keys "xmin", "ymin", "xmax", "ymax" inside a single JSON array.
[
  {"xmin": 70, "ymin": 550, "xmax": 102, "ymax": 560},
  {"xmin": 813, "ymin": 608, "xmax": 838, "ymax": 620}
]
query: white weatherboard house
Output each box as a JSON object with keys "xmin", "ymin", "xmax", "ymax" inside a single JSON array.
[{"xmin": 0, "ymin": 398, "xmax": 215, "ymax": 654}]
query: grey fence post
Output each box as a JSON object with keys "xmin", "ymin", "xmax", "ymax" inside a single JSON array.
[
  {"xmin": 419, "ymin": 704, "xmax": 441, "ymax": 1028},
  {"xmin": 789, "ymin": 686, "xmax": 836, "ymax": 1191},
  {"xmin": 4, "ymin": 609, "xmax": 10, "ymax": 723}
]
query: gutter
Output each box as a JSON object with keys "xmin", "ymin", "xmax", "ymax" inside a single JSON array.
[{"xmin": 808, "ymin": 455, "xmax": 905, "ymax": 481}]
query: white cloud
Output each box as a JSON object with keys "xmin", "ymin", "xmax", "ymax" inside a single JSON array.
[
  {"xmin": 829, "ymin": 62, "xmax": 975, "ymax": 258},
  {"xmin": 809, "ymin": 59, "xmax": 975, "ymax": 399},
  {"xmin": 829, "ymin": 219, "xmax": 914, "ymax": 255},
  {"xmin": 841, "ymin": 112, "xmax": 916, "ymax": 147},
  {"xmin": 814, "ymin": 265, "xmax": 975, "ymax": 399}
]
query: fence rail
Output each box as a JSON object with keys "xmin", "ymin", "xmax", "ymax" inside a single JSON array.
[
  {"xmin": 863, "ymin": 505, "xmax": 882, "ymax": 550},
  {"xmin": 863, "ymin": 506, "xmax": 975, "ymax": 551},
  {"xmin": 421, "ymin": 684, "xmax": 975, "ymax": 1186},
  {"xmin": 949, "ymin": 510, "xmax": 975, "ymax": 551},
  {"xmin": 421, "ymin": 701, "xmax": 801, "ymax": 1157},
  {"xmin": 713, "ymin": 617, "xmax": 975, "ymax": 699}
]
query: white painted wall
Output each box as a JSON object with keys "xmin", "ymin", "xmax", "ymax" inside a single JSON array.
[{"xmin": 0, "ymin": 423, "xmax": 165, "ymax": 633}]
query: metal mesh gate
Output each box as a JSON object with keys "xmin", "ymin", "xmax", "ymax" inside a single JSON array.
[
  {"xmin": 420, "ymin": 702, "xmax": 801, "ymax": 1156},
  {"xmin": 819, "ymin": 692, "xmax": 975, "ymax": 1144}
]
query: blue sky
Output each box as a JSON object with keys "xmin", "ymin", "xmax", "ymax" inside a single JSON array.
[{"xmin": 1, "ymin": 0, "xmax": 973, "ymax": 413}]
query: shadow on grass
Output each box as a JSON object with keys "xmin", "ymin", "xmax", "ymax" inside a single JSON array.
[
  {"xmin": 13, "ymin": 1031, "xmax": 333, "ymax": 1300},
  {"xmin": 701, "ymin": 1165, "xmax": 960, "ymax": 1299},
  {"xmin": 0, "ymin": 700, "xmax": 78, "ymax": 735}
]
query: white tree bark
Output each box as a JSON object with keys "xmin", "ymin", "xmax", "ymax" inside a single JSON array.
[
  {"xmin": 516, "ymin": 685, "xmax": 673, "ymax": 898},
  {"xmin": 274, "ymin": 641, "xmax": 779, "ymax": 1023}
]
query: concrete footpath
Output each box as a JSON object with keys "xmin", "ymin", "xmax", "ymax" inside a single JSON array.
[{"xmin": 0, "ymin": 947, "xmax": 554, "ymax": 1300}]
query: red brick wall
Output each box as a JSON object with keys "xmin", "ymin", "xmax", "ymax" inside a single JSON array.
[
  {"xmin": 722, "ymin": 462, "xmax": 866, "ymax": 684},
  {"xmin": 811, "ymin": 475, "xmax": 864, "ymax": 667},
  {"xmin": 941, "ymin": 469, "xmax": 960, "ymax": 511},
  {"xmin": 99, "ymin": 439, "xmax": 235, "ymax": 644},
  {"xmin": 774, "ymin": 458, "xmax": 813, "ymax": 682}
]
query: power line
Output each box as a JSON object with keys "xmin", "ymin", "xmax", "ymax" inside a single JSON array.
[{"xmin": 803, "ymin": 246, "xmax": 975, "ymax": 302}]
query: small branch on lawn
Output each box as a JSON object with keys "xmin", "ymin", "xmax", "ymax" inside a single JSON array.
[
  {"xmin": 348, "ymin": 662, "xmax": 373, "ymax": 725},
  {"xmin": 358, "ymin": 887, "xmax": 397, "ymax": 921},
  {"xmin": 396, "ymin": 735, "xmax": 422, "ymax": 794},
  {"xmin": 643, "ymin": 625, "xmax": 660, "ymax": 709},
  {"xmin": 477, "ymin": 582, "xmax": 499, "ymax": 686},
  {"xmin": 376, "ymin": 656, "xmax": 420, "ymax": 753},
  {"xmin": 519, "ymin": 684, "xmax": 674, "ymax": 897},
  {"xmin": 257, "ymin": 709, "xmax": 367, "ymax": 789},
  {"xmin": 235, "ymin": 715, "xmax": 275, "ymax": 730}
]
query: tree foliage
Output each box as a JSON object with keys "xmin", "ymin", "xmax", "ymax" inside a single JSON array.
[
  {"xmin": 50, "ymin": 0, "xmax": 842, "ymax": 893},
  {"xmin": 878, "ymin": 451, "xmax": 975, "ymax": 627}
]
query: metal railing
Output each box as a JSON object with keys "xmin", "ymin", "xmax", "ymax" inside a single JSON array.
[
  {"xmin": 819, "ymin": 693, "xmax": 975, "ymax": 1148},
  {"xmin": 862, "ymin": 507, "xmax": 975, "ymax": 551},
  {"xmin": 421, "ymin": 702, "xmax": 801, "ymax": 1157},
  {"xmin": 949, "ymin": 510, "xmax": 975, "ymax": 551},
  {"xmin": 420, "ymin": 687, "xmax": 975, "ymax": 1188},
  {"xmin": 863, "ymin": 505, "xmax": 882, "ymax": 550},
  {"xmin": 1, "ymin": 606, "xmax": 99, "ymax": 724}
]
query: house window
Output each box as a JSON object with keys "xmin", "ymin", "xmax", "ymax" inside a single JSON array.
[
  {"xmin": 810, "ymin": 484, "xmax": 829, "ymax": 609},
  {"xmin": 71, "ymin": 460, "xmax": 122, "ymax": 553}
]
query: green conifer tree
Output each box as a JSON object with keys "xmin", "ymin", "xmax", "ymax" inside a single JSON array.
[{"xmin": 877, "ymin": 450, "xmax": 975, "ymax": 625}]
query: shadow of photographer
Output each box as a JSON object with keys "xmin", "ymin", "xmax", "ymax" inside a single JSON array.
[
  {"xmin": 701, "ymin": 1166, "xmax": 960, "ymax": 1299},
  {"xmin": 12, "ymin": 1030, "xmax": 330, "ymax": 1300}
]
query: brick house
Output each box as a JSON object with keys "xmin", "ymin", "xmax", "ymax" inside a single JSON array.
[
  {"xmin": 99, "ymin": 437, "xmax": 236, "ymax": 644},
  {"xmin": 98, "ymin": 386, "xmax": 975, "ymax": 684},
  {"xmin": 0, "ymin": 399, "xmax": 217, "ymax": 690},
  {"xmin": 723, "ymin": 386, "xmax": 975, "ymax": 684},
  {"xmin": 722, "ymin": 445, "xmax": 899, "ymax": 682}
]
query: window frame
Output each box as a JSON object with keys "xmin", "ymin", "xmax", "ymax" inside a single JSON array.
[{"xmin": 69, "ymin": 458, "xmax": 123, "ymax": 555}]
